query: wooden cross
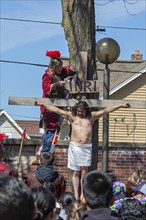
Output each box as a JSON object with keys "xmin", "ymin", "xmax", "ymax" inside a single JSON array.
[{"xmin": 9, "ymin": 96, "xmax": 146, "ymax": 109}]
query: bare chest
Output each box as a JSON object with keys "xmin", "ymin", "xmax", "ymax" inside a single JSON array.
[{"xmin": 72, "ymin": 117, "xmax": 91, "ymax": 128}]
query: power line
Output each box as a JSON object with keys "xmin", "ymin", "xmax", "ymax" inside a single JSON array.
[
  {"xmin": 0, "ymin": 60, "xmax": 48, "ymax": 67},
  {"xmin": 0, "ymin": 17, "xmax": 61, "ymax": 25},
  {"xmin": 1, "ymin": 17, "xmax": 145, "ymax": 31},
  {"xmin": 0, "ymin": 59, "xmax": 144, "ymax": 74}
]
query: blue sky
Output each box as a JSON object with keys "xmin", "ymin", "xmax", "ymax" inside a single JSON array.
[{"xmin": 0, "ymin": 0, "xmax": 146, "ymax": 121}]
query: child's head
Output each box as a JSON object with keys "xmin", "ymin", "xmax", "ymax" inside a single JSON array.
[
  {"xmin": 59, "ymin": 191, "xmax": 76, "ymax": 209},
  {"xmin": 128, "ymin": 169, "xmax": 145, "ymax": 185},
  {"xmin": 40, "ymin": 152, "xmax": 54, "ymax": 165},
  {"xmin": 83, "ymin": 170, "xmax": 113, "ymax": 209}
]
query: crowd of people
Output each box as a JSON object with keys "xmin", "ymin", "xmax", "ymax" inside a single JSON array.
[
  {"xmin": 0, "ymin": 51, "xmax": 145, "ymax": 219},
  {"xmin": 0, "ymin": 165, "xmax": 146, "ymax": 220}
]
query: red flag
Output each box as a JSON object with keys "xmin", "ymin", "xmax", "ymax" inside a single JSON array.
[
  {"xmin": 0, "ymin": 133, "xmax": 8, "ymax": 140},
  {"xmin": 21, "ymin": 128, "xmax": 28, "ymax": 139}
]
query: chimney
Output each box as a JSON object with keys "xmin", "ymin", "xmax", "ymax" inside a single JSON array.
[{"xmin": 131, "ymin": 50, "xmax": 143, "ymax": 61}]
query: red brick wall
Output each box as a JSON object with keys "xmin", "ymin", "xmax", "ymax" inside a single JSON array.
[
  {"xmin": 54, "ymin": 144, "xmax": 146, "ymax": 183},
  {"xmin": 3, "ymin": 140, "xmax": 145, "ymax": 185},
  {"xmin": 54, "ymin": 148, "xmax": 68, "ymax": 180}
]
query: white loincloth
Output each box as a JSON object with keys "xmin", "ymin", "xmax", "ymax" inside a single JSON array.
[{"xmin": 68, "ymin": 142, "xmax": 92, "ymax": 170}]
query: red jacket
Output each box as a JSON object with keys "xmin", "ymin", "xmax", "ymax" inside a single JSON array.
[
  {"xmin": 0, "ymin": 162, "xmax": 18, "ymax": 177},
  {"xmin": 41, "ymin": 66, "xmax": 70, "ymax": 130},
  {"xmin": 42, "ymin": 66, "xmax": 69, "ymax": 98}
]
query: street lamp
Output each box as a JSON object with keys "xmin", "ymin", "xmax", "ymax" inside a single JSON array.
[{"xmin": 96, "ymin": 37, "xmax": 120, "ymax": 172}]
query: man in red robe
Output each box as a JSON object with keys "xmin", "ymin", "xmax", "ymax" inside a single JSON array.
[{"xmin": 40, "ymin": 51, "xmax": 76, "ymax": 153}]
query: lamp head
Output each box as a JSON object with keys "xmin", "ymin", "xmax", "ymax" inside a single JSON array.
[{"xmin": 96, "ymin": 37, "xmax": 120, "ymax": 64}]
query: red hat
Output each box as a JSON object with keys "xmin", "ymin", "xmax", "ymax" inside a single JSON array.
[
  {"xmin": 46, "ymin": 51, "xmax": 63, "ymax": 68},
  {"xmin": 45, "ymin": 50, "xmax": 61, "ymax": 58}
]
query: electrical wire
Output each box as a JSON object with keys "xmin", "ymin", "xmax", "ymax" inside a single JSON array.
[
  {"xmin": 0, "ymin": 60, "xmax": 48, "ymax": 67},
  {"xmin": 1, "ymin": 17, "xmax": 145, "ymax": 31},
  {"xmin": 0, "ymin": 59, "xmax": 145, "ymax": 74},
  {"xmin": 0, "ymin": 17, "xmax": 61, "ymax": 25}
]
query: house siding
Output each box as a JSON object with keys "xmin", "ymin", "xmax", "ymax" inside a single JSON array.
[
  {"xmin": 98, "ymin": 74, "xmax": 146, "ymax": 143},
  {"xmin": 0, "ymin": 115, "xmax": 21, "ymax": 138}
]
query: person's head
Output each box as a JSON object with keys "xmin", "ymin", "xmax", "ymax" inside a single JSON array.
[
  {"xmin": 58, "ymin": 192, "xmax": 76, "ymax": 220},
  {"xmin": 131, "ymin": 182, "xmax": 146, "ymax": 199},
  {"xmin": 31, "ymin": 186, "xmax": 56, "ymax": 220},
  {"xmin": 0, "ymin": 175, "xmax": 34, "ymax": 220},
  {"xmin": 128, "ymin": 169, "xmax": 145, "ymax": 185},
  {"xmin": 126, "ymin": 170, "xmax": 145, "ymax": 197},
  {"xmin": 46, "ymin": 50, "xmax": 63, "ymax": 74},
  {"xmin": 82, "ymin": 170, "xmax": 114, "ymax": 209},
  {"xmin": 50, "ymin": 57, "xmax": 63, "ymax": 74},
  {"xmin": 107, "ymin": 170, "xmax": 117, "ymax": 183},
  {"xmin": 118, "ymin": 198, "xmax": 146, "ymax": 220},
  {"xmin": 59, "ymin": 191, "xmax": 76, "ymax": 209},
  {"xmin": 72, "ymin": 101, "xmax": 91, "ymax": 118},
  {"xmin": 40, "ymin": 152, "xmax": 54, "ymax": 166}
]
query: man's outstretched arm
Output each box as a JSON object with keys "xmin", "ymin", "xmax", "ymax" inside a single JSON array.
[
  {"xmin": 92, "ymin": 102, "xmax": 130, "ymax": 120},
  {"xmin": 34, "ymin": 100, "xmax": 71, "ymax": 119}
]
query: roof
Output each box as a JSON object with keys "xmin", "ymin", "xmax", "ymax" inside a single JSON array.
[
  {"xmin": 62, "ymin": 57, "xmax": 146, "ymax": 97},
  {"xmin": 0, "ymin": 109, "xmax": 30, "ymax": 139},
  {"xmin": 96, "ymin": 60, "xmax": 146, "ymax": 97},
  {"xmin": 16, "ymin": 120, "xmax": 40, "ymax": 136}
]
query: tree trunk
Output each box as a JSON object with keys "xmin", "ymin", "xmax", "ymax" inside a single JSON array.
[{"xmin": 61, "ymin": 0, "xmax": 97, "ymax": 80}]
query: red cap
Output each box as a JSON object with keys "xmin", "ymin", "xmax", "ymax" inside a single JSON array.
[{"xmin": 45, "ymin": 50, "xmax": 61, "ymax": 58}]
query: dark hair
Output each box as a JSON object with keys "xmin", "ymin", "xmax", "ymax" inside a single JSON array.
[
  {"xmin": 0, "ymin": 175, "xmax": 34, "ymax": 220},
  {"xmin": 72, "ymin": 101, "xmax": 91, "ymax": 118},
  {"xmin": 106, "ymin": 171, "xmax": 117, "ymax": 183},
  {"xmin": 58, "ymin": 191, "xmax": 76, "ymax": 219},
  {"xmin": 40, "ymin": 152, "xmax": 54, "ymax": 165},
  {"xmin": 59, "ymin": 191, "xmax": 75, "ymax": 209},
  {"xmin": 118, "ymin": 198, "xmax": 146, "ymax": 220},
  {"xmin": 31, "ymin": 187, "xmax": 56, "ymax": 220},
  {"xmin": 83, "ymin": 170, "xmax": 113, "ymax": 209}
]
